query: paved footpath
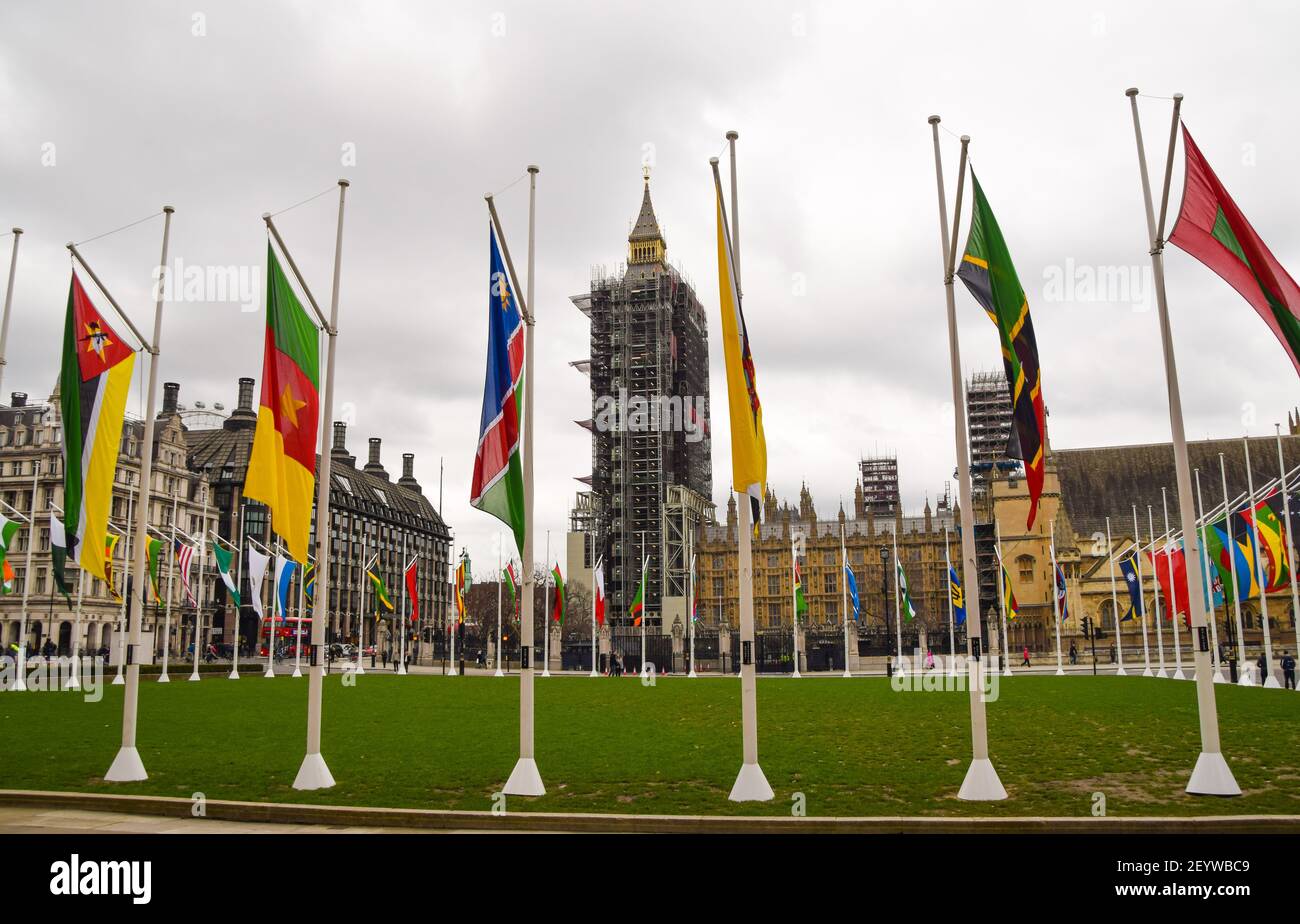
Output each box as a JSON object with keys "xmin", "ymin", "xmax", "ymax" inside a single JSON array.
[{"xmin": 0, "ymin": 805, "xmax": 468, "ymax": 835}]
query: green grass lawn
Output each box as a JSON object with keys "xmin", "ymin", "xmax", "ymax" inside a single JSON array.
[{"xmin": 1, "ymin": 672, "xmax": 1297, "ymax": 817}]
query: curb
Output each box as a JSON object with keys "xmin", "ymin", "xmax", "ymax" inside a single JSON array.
[{"xmin": 2, "ymin": 790, "xmax": 1298, "ymax": 834}]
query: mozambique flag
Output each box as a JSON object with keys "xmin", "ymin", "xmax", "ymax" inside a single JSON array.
[
  {"xmin": 367, "ymin": 564, "xmax": 395, "ymax": 614},
  {"xmin": 60, "ymin": 274, "xmax": 136, "ymax": 582},
  {"xmin": 244, "ymin": 245, "xmax": 320, "ymax": 565},
  {"xmin": 104, "ymin": 532, "xmax": 122, "ymax": 602},
  {"xmin": 712, "ymin": 165, "xmax": 767, "ymax": 518},
  {"xmin": 145, "ymin": 535, "xmax": 164, "ymax": 603},
  {"xmin": 1170, "ymin": 126, "xmax": 1300, "ymax": 379},
  {"xmin": 550, "ymin": 564, "xmax": 566, "ymax": 624},
  {"xmin": 630, "ymin": 556, "xmax": 648, "ymax": 626},
  {"xmin": 896, "ymin": 560, "xmax": 917, "ymax": 621},
  {"xmin": 793, "ymin": 560, "xmax": 808, "ymax": 620},
  {"xmin": 999, "ymin": 564, "xmax": 1019, "ymax": 620},
  {"xmin": 957, "ymin": 175, "xmax": 1047, "ymax": 529},
  {"xmin": 470, "ymin": 228, "xmax": 526, "ymax": 555}
]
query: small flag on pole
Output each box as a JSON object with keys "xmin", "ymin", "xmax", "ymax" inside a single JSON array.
[
  {"xmin": 793, "ymin": 560, "xmax": 809, "ymax": 620},
  {"xmin": 175, "ymin": 539, "xmax": 196, "ymax": 606},
  {"xmin": 1054, "ymin": 564, "xmax": 1069, "ymax": 623},
  {"xmin": 896, "ymin": 559, "xmax": 917, "ymax": 621},
  {"xmin": 1118, "ymin": 553, "xmax": 1143, "ymax": 621},
  {"xmin": 404, "ymin": 558, "xmax": 419, "ymax": 624},
  {"xmin": 948, "ymin": 566, "xmax": 966, "ymax": 625},
  {"xmin": 275, "ymin": 552, "xmax": 298, "ymax": 623},
  {"xmin": 845, "ymin": 564, "xmax": 860, "ymax": 622},
  {"xmin": 594, "ymin": 558, "xmax": 605, "ymax": 626},
  {"xmin": 999, "ymin": 564, "xmax": 1019, "ymax": 620},
  {"xmin": 212, "ymin": 539, "xmax": 241, "ymax": 607},
  {"xmin": 629, "ymin": 556, "xmax": 648, "ymax": 627},
  {"xmin": 550, "ymin": 564, "xmax": 566, "ymax": 625}
]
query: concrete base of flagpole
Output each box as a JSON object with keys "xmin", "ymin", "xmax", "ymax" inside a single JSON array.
[
  {"xmin": 292, "ymin": 752, "xmax": 336, "ymax": 791},
  {"xmin": 187, "ymin": 672, "xmax": 200, "ymax": 682},
  {"xmin": 158, "ymin": 672, "xmax": 169, "ymax": 683},
  {"xmin": 957, "ymin": 758, "xmax": 1008, "ymax": 801},
  {"xmin": 228, "ymin": 669, "xmax": 240, "ymax": 680},
  {"xmin": 104, "ymin": 746, "xmax": 148, "ymax": 782},
  {"xmin": 1055, "ymin": 667, "xmax": 1066, "ymax": 676},
  {"xmin": 1002, "ymin": 666, "xmax": 1012, "ymax": 677},
  {"xmin": 263, "ymin": 663, "xmax": 275, "ymax": 678},
  {"xmin": 63, "ymin": 674, "xmax": 80, "ymax": 691},
  {"xmin": 1186, "ymin": 750, "xmax": 1241, "ymax": 796},
  {"xmin": 503, "ymin": 757, "xmax": 546, "ymax": 797},
  {"xmin": 1265, "ymin": 675, "xmax": 1281, "ymax": 688},
  {"xmin": 842, "ymin": 669, "xmax": 852, "ymax": 678},
  {"xmin": 592, "ymin": 668, "xmax": 601, "ymax": 677},
  {"xmin": 1156, "ymin": 667, "xmax": 1168, "ymax": 679},
  {"xmin": 1173, "ymin": 667, "xmax": 1186, "ymax": 680},
  {"xmin": 1116, "ymin": 666, "xmax": 1128, "ymax": 676},
  {"xmin": 111, "ymin": 673, "xmax": 124, "ymax": 686},
  {"xmin": 1143, "ymin": 666, "xmax": 1154, "ymax": 677},
  {"xmin": 494, "ymin": 668, "xmax": 504, "ymax": 677},
  {"xmin": 291, "ymin": 667, "xmax": 302, "ymax": 678},
  {"xmin": 447, "ymin": 666, "xmax": 457, "ymax": 676},
  {"xmin": 541, "ymin": 669, "xmax": 550, "ymax": 678},
  {"xmin": 396, "ymin": 663, "xmax": 407, "ymax": 675},
  {"xmin": 728, "ymin": 761, "xmax": 774, "ymax": 802},
  {"xmin": 1213, "ymin": 669, "xmax": 1226, "ymax": 683},
  {"xmin": 791, "ymin": 669, "xmax": 801, "ymax": 679}
]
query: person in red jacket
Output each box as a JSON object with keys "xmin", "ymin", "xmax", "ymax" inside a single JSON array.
[{"xmin": 1021, "ymin": 645, "xmax": 1031, "ymax": 667}]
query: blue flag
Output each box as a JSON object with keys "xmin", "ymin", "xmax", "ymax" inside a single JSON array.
[
  {"xmin": 1118, "ymin": 553, "xmax": 1143, "ymax": 622},
  {"xmin": 1054, "ymin": 564, "xmax": 1069, "ymax": 622},
  {"xmin": 948, "ymin": 566, "xmax": 966, "ymax": 625},
  {"xmin": 844, "ymin": 564, "xmax": 860, "ymax": 621},
  {"xmin": 274, "ymin": 554, "xmax": 298, "ymax": 623}
]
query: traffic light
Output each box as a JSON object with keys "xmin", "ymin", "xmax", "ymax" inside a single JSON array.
[{"xmin": 1080, "ymin": 616, "xmax": 1092, "ymax": 639}]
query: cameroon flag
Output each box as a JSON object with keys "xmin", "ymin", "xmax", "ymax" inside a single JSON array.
[
  {"xmin": 957, "ymin": 175, "xmax": 1047, "ymax": 529},
  {"xmin": 244, "ymin": 246, "xmax": 320, "ymax": 564},
  {"xmin": 60, "ymin": 274, "xmax": 136, "ymax": 582}
]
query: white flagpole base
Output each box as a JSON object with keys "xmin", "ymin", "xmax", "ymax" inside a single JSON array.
[
  {"xmin": 1002, "ymin": 667, "xmax": 1012, "ymax": 677},
  {"xmin": 1055, "ymin": 668, "xmax": 1066, "ymax": 676},
  {"xmin": 1264, "ymin": 675, "xmax": 1281, "ymax": 688},
  {"xmin": 728, "ymin": 761, "xmax": 774, "ymax": 802},
  {"xmin": 396, "ymin": 663, "xmax": 407, "ymax": 675},
  {"xmin": 494, "ymin": 668, "xmax": 504, "ymax": 677},
  {"xmin": 291, "ymin": 667, "xmax": 302, "ymax": 678},
  {"xmin": 104, "ymin": 746, "xmax": 148, "ymax": 782},
  {"xmin": 63, "ymin": 675, "xmax": 80, "ymax": 691},
  {"xmin": 1116, "ymin": 666, "xmax": 1128, "ymax": 676},
  {"xmin": 111, "ymin": 673, "xmax": 124, "ymax": 686},
  {"xmin": 1212, "ymin": 670, "xmax": 1226, "ymax": 684},
  {"xmin": 187, "ymin": 672, "xmax": 200, "ymax": 682},
  {"xmin": 1186, "ymin": 750, "xmax": 1241, "ymax": 796},
  {"xmin": 1142, "ymin": 667, "xmax": 1154, "ymax": 677},
  {"xmin": 1156, "ymin": 668, "xmax": 1168, "ymax": 678},
  {"xmin": 1173, "ymin": 668, "xmax": 1186, "ymax": 680},
  {"xmin": 541, "ymin": 669, "xmax": 551, "ymax": 678},
  {"xmin": 355, "ymin": 665, "xmax": 365, "ymax": 675},
  {"xmin": 591, "ymin": 669, "xmax": 600, "ymax": 677},
  {"xmin": 292, "ymin": 752, "xmax": 336, "ymax": 790},
  {"xmin": 228, "ymin": 670, "xmax": 240, "ymax": 680},
  {"xmin": 11, "ymin": 678, "xmax": 27, "ymax": 691},
  {"xmin": 503, "ymin": 757, "xmax": 546, "ymax": 797},
  {"xmin": 448, "ymin": 667, "xmax": 458, "ymax": 676},
  {"xmin": 263, "ymin": 666, "xmax": 275, "ymax": 678},
  {"xmin": 157, "ymin": 672, "xmax": 169, "ymax": 683},
  {"xmin": 958, "ymin": 758, "xmax": 1008, "ymax": 801},
  {"xmin": 791, "ymin": 670, "xmax": 801, "ymax": 679},
  {"xmin": 842, "ymin": 670, "xmax": 852, "ymax": 678}
]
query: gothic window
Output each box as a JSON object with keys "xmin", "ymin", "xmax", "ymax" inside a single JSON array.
[
  {"xmin": 1016, "ymin": 554, "xmax": 1035, "ymax": 583},
  {"xmin": 823, "ymin": 572, "xmax": 837, "ymax": 594}
]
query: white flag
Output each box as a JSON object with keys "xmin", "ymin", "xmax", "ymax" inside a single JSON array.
[{"xmin": 247, "ymin": 546, "xmax": 271, "ymax": 620}]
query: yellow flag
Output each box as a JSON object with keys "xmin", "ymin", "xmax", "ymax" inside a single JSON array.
[{"xmin": 713, "ymin": 172, "xmax": 767, "ymax": 507}]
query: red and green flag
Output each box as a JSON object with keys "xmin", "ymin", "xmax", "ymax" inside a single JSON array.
[
  {"xmin": 550, "ymin": 564, "xmax": 566, "ymax": 624},
  {"xmin": 503, "ymin": 562, "xmax": 518, "ymax": 615},
  {"xmin": 957, "ymin": 174, "xmax": 1047, "ymax": 529},
  {"xmin": 244, "ymin": 245, "xmax": 320, "ymax": 565},
  {"xmin": 629, "ymin": 556, "xmax": 648, "ymax": 627},
  {"xmin": 1170, "ymin": 126, "xmax": 1300, "ymax": 379}
]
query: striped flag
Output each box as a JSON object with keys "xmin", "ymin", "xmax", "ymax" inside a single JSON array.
[
  {"xmin": 174, "ymin": 539, "xmax": 196, "ymax": 606},
  {"xmin": 60, "ymin": 274, "xmax": 136, "ymax": 581},
  {"xmin": 845, "ymin": 564, "xmax": 860, "ymax": 622},
  {"xmin": 593, "ymin": 558, "xmax": 605, "ymax": 626},
  {"xmin": 896, "ymin": 559, "xmax": 917, "ymax": 621},
  {"xmin": 404, "ymin": 557, "xmax": 419, "ymax": 623}
]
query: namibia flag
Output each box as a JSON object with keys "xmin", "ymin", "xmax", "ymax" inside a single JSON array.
[
  {"xmin": 957, "ymin": 175, "xmax": 1047, "ymax": 529},
  {"xmin": 244, "ymin": 246, "xmax": 320, "ymax": 565}
]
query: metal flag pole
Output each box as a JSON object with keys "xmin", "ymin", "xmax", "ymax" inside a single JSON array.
[
  {"xmin": 287, "ymin": 178, "xmax": 348, "ymax": 791},
  {"xmin": 892, "ymin": 525, "xmax": 903, "ymax": 675},
  {"xmin": 1051, "ymin": 524, "xmax": 1065, "ymax": 675},
  {"xmin": 497, "ymin": 536, "xmax": 505, "ymax": 677},
  {"xmin": 790, "ymin": 533, "xmax": 801, "ymax": 678},
  {"xmin": 1132, "ymin": 505, "xmax": 1152, "ymax": 675},
  {"xmin": 293, "ymin": 552, "xmax": 307, "ymax": 678},
  {"xmin": 397, "ymin": 533, "xmax": 408, "ymax": 675},
  {"xmin": 687, "ymin": 529, "xmax": 697, "ymax": 678},
  {"xmin": 499, "ymin": 164, "xmax": 545, "ymax": 796},
  {"xmin": 1127, "ymin": 87, "xmax": 1237, "ymax": 794},
  {"xmin": 103, "ymin": 204, "xmax": 173, "ymax": 782},
  {"xmin": 592, "ymin": 537, "xmax": 601, "ymax": 677},
  {"xmin": 944, "ymin": 525, "xmax": 958, "ymax": 678},
  {"xmin": 11, "ymin": 458, "xmax": 40, "ymax": 691},
  {"xmin": 1275, "ymin": 426, "xmax": 1300, "ymax": 689},
  {"xmin": 1105, "ymin": 517, "xmax": 1124, "ymax": 675},
  {"xmin": 1163, "ymin": 489, "xmax": 1187, "ymax": 680},
  {"xmin": 1150, "ymin": 503, "xmax": 1167, "ymax": 677},
  {"xmin": 0, "ymin": 227, "xmax": 22, "ymax": 400},
  {"xmin": 159, "ymin": 491, "xmax": 178, "ymax": 682},
  {"xmin": 64, "ymin": 569, "xmax": 87, "ymax": 690},
  {"xmin": 542, "ymin": 530, "xmax": 552, "ymax": 677},
  {"xmin": 639, "ymin": 530, "xmax": 647, "ymax": 672},
  {"xmin": 1220, "ymin": 453, "xmax": 1248, "ymax": 686},
  {"xmin": 189, "ymin": 487, "xmax": 209, "ymax": 682},
  {"xmin": 448, "ymin": 548, "xmax": 458, "ymax": 675},
  {"xmin": 112, "ymin": 481, "xmax": 134, "ymax": 687},
  {"xmin": 713, "ymin": 132, "xmax": 771, "ymax": 801},
  {"xmin": 1243, "ymin": 437, "xmax": 1278, "ymax": 686},
  {"xmin": 995, "ymin": 519, "xmax": 1012, "ymax": 677},
  {"xmin": 356, "ymin": 538, "xmax": 369, "ymax": 675},
  {"xmin": 842, "ymin": 520, "xmax": 852, "ymax": 678},
  {"xmin": 228, "ymin": 501, "xmax": 246, "ymax": 680},
  {"xmin": 929, "ymin": 116, "xmax": 1004, "ymax": 800},
  {"xmin": 1194, "ymin": 468, "xmax": 1225, "ymax": 683},
  {"xmin": 264, "ymin": 539, "xmax": 280, "ymax": 678}
]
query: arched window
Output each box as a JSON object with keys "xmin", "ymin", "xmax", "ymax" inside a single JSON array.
[{"xmin": 1016, "ymin": 554, "xmax": 1035, "ymax": 583}]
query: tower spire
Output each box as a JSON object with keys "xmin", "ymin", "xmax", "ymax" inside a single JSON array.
[{"xmin": 628, "ymin": 167, "xmax": 666, "ymax": 266}]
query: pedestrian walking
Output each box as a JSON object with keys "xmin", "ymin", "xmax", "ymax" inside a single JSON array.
[{"xmin": 1020, "ymin": 645, "xmax": 1030, "ymax": 667}]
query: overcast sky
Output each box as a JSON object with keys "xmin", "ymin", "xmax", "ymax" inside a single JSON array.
[{"xmin": 2, "ymin": 0, "xmax": 1298, "ymax": 577}]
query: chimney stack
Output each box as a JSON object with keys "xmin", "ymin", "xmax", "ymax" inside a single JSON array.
[
  {"xmin": 364, "ymin": 437, "xmax": 389, "ymax": 480},
  {"xmin": 224, "ymin": 376, "xmax": 259, "ymax": 431},
  {"xmin": 237, "ymin": 377, "xmax": 254, "ymax": 411},
  {"xmin": 398, "ymin": 452, "xmax": 421, "ymax": 493},
  {"xmin": 162, "ymin": 382, "xmax": 180, "ymax": 415},
  {"xmin": 10, "ymin": 392, "xmax": 26, "ymax": 408},
  {"xmin": 331, "ymin": 421, "xmax": 356, "ymax": 467}
]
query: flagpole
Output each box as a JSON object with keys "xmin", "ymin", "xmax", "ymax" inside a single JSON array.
[
  {"xmin": 448, "ymin": 549, "xmax": 457, "ymax": 675},
  {"xmin": 275, "ymin": 178, "xmax": 348, "ymax": 789},
  {"xmin": 293, "ymin": 554, "xmax": 305, "ymax": 678},
  {"xmin": 591, "ymin": 540, "xmax": 600, "ymax": 677},
  {"xmin": 264, "ymin": 540, "xmax": 279, "ymax": 678},
  {"xmin": 1104, "ymin": 517, "xmax": 1123, "ymax": 676},
  {"xmin": 497, "ymin": 165, "xmax": 544, "ymax": 795},
  {"xmin": 1132, "ymin": 505, "xmax": 1152, "ymax": 675},
  {"xmin": 189, "ymin": 488, "xmax": 208, "ymax": 682},
  {"xmin": 542, "ymin": 530, "xmax": 551, "ymax": 677},
  {"xmin": 64, "ymin": 569, "xmax": 86, "ymax": 690},
  {"xmin": 995, "ymin": 520, "xmax": 1012, "ymax": 677},
  {"xmin": 1274, "ymin": 425, "xmax": 1300, "ymax": 689},
  {"xmin": 497, "ymin": 537, "xmax": 505, "ymax": 677},
  {"xmin": 159, "ymin": 491, "xmax": 178, "ymax": 682},
  {"xmin": 356, "ymin": 537, "xmax": 368, "ymax": 675},
  {"xmin": 103, "ymin": 203, "xmax": 173, "ymax": 782},
  {"xmin": 717, "ymin": 132, "xmax": 772, "ymax": 802},
  {"xmin": 1150, "ymin": 503, "xmax": 1166, "ymax": 677},
  {"xmin": 892, "ymin": 526, "xmax": 902, "ymax": 675},
  {"xmin": 1243, "ymin": 438, "xmax": 1279, "ymax": 686},
  {"xmin": 0, "ymin": 227, "xmax": 22, "ymax": 400},
  {"xmin": 688, "ymin": 534, "xmax": 697, "ymax": 677},
  {"xmin": 1194, "ymin": 468, "xmax": 1225, "ymax": 683},
  {"xmin": 639, "ymin": 530, "xmax": 646, "ymax": 672},
  {"xmin": 1051, "ymin": 524, "xmax": 1065, "ymax": 675},
  {"xmin": 929, "ymin": 118, "xmax": 1004, "ymax": 799},
  {"xmin": 841, "ymin": 520, "xmax": 852, "ymax": 678},
  {"xmin": 1162, "ymin": 488, "xmax": 1188, "ymax": 679},
  {"xmin": 1220, "ymin": 454, "xmax": 1248, "ymax": 685},
  {"xmin": 397, "ymin": 534, "xmax": 408, "ymax": 675},
  {"xmin": 11, "ymin": 459, "xmax": 40, "ymax": 691},
  {"xmin": 110, "ymin": 483, "xmax": 133, "ymax": 688},
  {"xmin": 944, "ymin": 526, "xmax": 958, "ymax": 678},
  {"xmin": 1127, "ymin": 88, "xmax": 1237, "ymax": 793},
  {"xmin": 229, "ymin": 501, "xmax": 245, "ymax": 680},
  {"xmin": 790, "ymin": 533, "xmax": 800, "ymax": 678}
]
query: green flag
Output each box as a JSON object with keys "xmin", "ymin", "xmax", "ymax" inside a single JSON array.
[
  {"xmin": 793, "ymin": 560, "xmax": 808, "ymax": 620},
  {"xmin": 896, "ymin": 559, "xmax": 917, "ymax": 621},
  {"xmin": 145, "ymin": 535, "xmax": 164, "ymax": 602},
  {"xmin": 49, "ymin": 515, "xmax": 74, "ymax": 609},
  {"xmin": 0, "ymin": 514, "xmax": 20, "ymax": 597},
  {"xmin": 213, "ymin": 540, "xmax": 241, "ymax": 607}
]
